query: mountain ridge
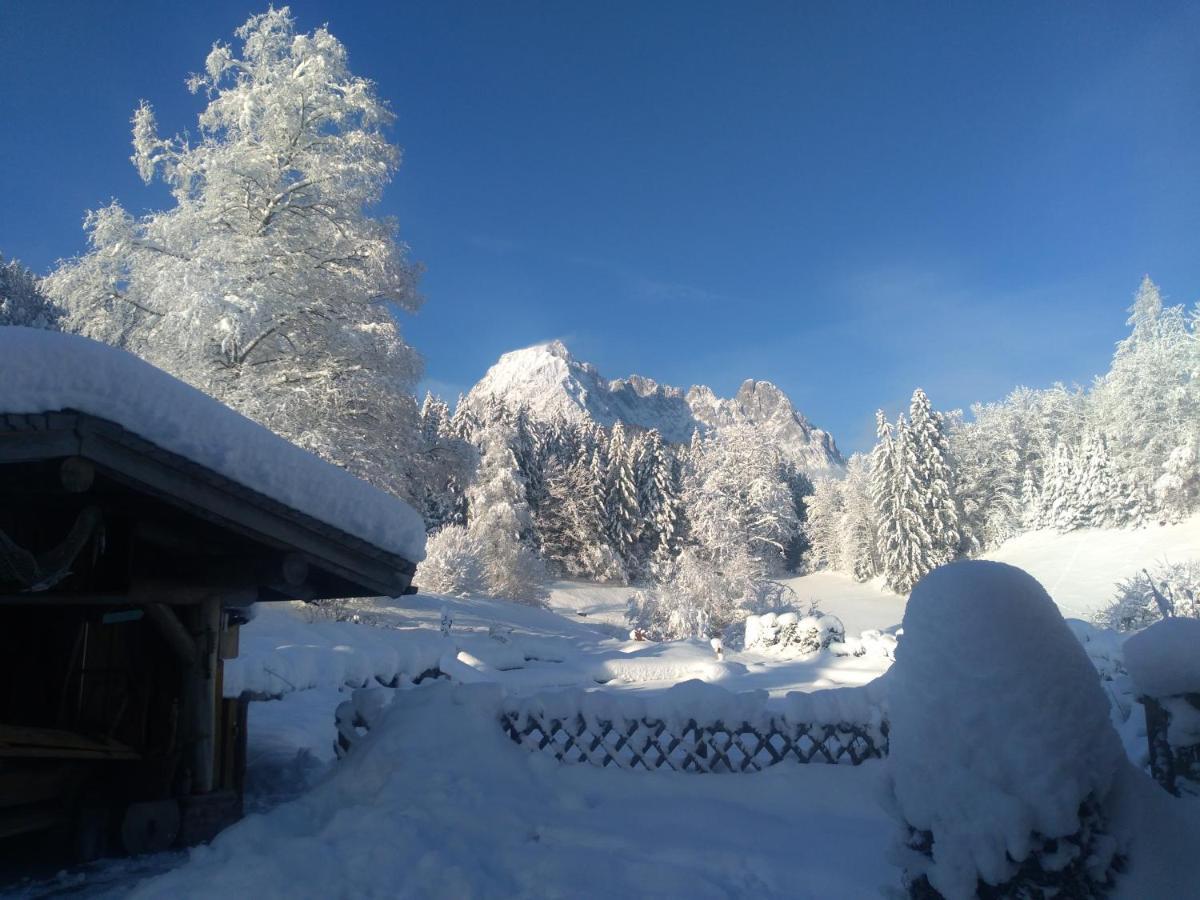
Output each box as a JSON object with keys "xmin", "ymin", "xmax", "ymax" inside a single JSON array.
[{"xmin": 462, "ymin": 341, "xmax": 844, "ymax": 473}]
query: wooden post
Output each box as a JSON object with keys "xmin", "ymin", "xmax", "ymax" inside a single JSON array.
[{"xmin": 193, "ymin": 596, "xmax": 221, "ymax": 794}]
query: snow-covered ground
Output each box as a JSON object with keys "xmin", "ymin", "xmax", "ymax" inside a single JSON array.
[
  {"xmin": 9, "ymin": 518, "xmax": 1199, "ymax": 898},
  {"xmin": 779, "ymin": 513, "xmax": 1200, "ymax": 629}
]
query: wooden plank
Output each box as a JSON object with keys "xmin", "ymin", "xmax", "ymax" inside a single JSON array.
[
  {"xmin": 0, "ymin": 724, "xmax": 140, "ymax": 760},
  {"xmin": 0, "ymin": 428, "xmax": 82, "ymax": 463}
]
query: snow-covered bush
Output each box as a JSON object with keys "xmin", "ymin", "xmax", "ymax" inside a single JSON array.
[
  {"xmin": 416, "ymin": 525, "xmax": 484, "ymax": 596},
  {"xmin": 887, "ymin": 561, "xmax": 1126, "ymax": 900},
  {"xmin": 1093, "ymin": 559, "xmax": 1200, "ymax": 632},
  {"xmin": 743, "ymin": 608, "xmax": 846, "ymax": 654},
  {"xmin": 624, "ymin": 547, "xmax": 793, "ymax": 641}
]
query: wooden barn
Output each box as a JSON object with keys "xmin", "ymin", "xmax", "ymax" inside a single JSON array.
[{"xmin": 0, "ymin": 329, "xmax": 424, "ymax": 861}]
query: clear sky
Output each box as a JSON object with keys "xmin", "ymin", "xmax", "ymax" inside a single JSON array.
[{"xmin": 2, "ymin": 2, "xmax": 1198, "ymax": 452}]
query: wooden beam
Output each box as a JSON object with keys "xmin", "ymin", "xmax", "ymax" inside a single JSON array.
[
  {"xmin": 145, "ymin": 603, "xmax": 198, "ymax": 665},
  {"xmin": 193, "ymin": 597, "xmax": 221, "ymax": 794}
]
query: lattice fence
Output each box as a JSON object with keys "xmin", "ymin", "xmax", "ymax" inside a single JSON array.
[{"xmin": 499, "ymin": 710, "xmax": 887, "ymax": 771}]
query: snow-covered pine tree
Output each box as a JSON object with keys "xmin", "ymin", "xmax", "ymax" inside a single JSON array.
[
  {"xmin": 802, "ymin": 476, "xmax": 845, "ymax": 573},
  {"xmin": 449, "ymin": 394, "xmax": 479, "ymax": 441},
  {"xmin": 895, "ymin": 415, "xmax": 937, "ymax": 591},
  {"xmin": 685, "ymin": 426, "xmax": 798, "ymax": 577},
  {"xmin": 539, "ymin": 458, "xmax": 625, "ymax": 582},
  {"xmin": 1042, "ymin": 442, "xmax": 1082, "ymax": 531},
  {"xmin": 653, "ymin": 450, "xmax": 686, "ymax": 577},
  {"xmin": 589, "ymin": 436, "xmax": 611, "ymax": 531},
  {"xmin": 419, "ymin": 392, "xmax": 450, "ymax": 442},
  {"xmin": 950, "ymin": 401, "xmax": 1022, "ymax": 552},
  {"xmin": 907, "ymin": 388, "xmax": 960, "ymax": 567},
  {"xmin": 871, "ymin": 411, "xmax": 901, "ymax": 583},
  {"xmin": 0, "ymin": 255, "xmax": 62, "ymax": 329},
  {"xmin": 1020, "ymin": 466, "xmax": 1040, "ymax": 530},
  {"xmin": 509, "ymin": 404, "xmax": 547, "ymax": 527},
  {"xmin": 45, "ymin": 8, "xmax": 427, "ymax": 505},
  {"xmin": 1092, "ymin": 277, "xmax": 1200, "ymax": 516},
  {"xmin": 604, "ymin": 422, "xmax": 641, "ymax": 566},
  {"xmin": 840, "ymin": 453, "xmax": 879, "ymax": 582},
  {"xmin": 780, "ymin": 461, "xmax": 815, "ymax": 571},
  {"xmin": 466, "ymin": 416, "xmax": 547, "ymax": 603},
  {"xmin": 1154, "ymin": 439, "xmax": 1199, "ymax": 523},
  {"xmin": 873, "ymin": 413, "xmax": 935, "ymax": 594},
  {"xmin": 1074, "ymin": 431, "xmax": 1118, "ymax": 528}
]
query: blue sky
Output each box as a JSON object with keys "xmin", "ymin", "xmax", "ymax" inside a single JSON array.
[{"xmin": 2, "ymin": 2, "xmax": 1198, "ymax": 452}]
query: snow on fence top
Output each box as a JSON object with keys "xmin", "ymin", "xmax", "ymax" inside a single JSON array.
[
  {"xmin": 501, "ymin": 678, "xmax": 889, "ymax": 771},
  {"xmin": 1124, "ymin": 617, "xmax": 1200, "ymax": 698},
  {"xmin": 0, "ymin": 328, "xmax": 426, "ymax": 563},
  {"xmin": 887, "ymin": 561, "xmax": 1124, "ymax": 899}
]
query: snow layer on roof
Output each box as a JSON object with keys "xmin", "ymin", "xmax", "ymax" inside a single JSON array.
[
  {"xmin": 1124, "ymin": 617, "xmax": 1200, "ymax": 698},
  {"xmin": 0, "ymin": 327, "xmax": 425, "ymax": 563},
  {"xmin": 886, "ymin": 561, "xmax": 1124, "ymax": 899}
]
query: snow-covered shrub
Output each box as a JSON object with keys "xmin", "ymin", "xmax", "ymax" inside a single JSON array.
[
  {"xmin": 743, "ymin": 607, "xmax": 847, "ymax": 655},
  {"xmin": 887, "ymin": 561, "xmax": 1126, "ymax": 900},
  {"xmin": 624, "ymin": 547, "xmax": 791, "ymax": 641},
  {"xmin": 1093, "ymin": 559, "xmax": 1200, "ymax": 632},
  {"xmin": 416, "ymin": 525, "xmax": 484, "ymax": 596}
]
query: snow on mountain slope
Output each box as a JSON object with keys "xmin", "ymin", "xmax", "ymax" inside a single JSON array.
[{"xmin": 464, "ymin": 340, "xmax": 844, "ymax": 472}]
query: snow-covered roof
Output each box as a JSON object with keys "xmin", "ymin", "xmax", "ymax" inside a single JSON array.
[{"xmin": 0, "ymin": 327, "xmax": 426, "ymax": 564}]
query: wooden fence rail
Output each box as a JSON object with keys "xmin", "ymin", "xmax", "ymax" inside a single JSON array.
[{"xmin": 499, "ymin": 710, "xmax": 887, "ymax": 771}]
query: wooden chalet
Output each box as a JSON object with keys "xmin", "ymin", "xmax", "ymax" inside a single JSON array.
[{"xmin": 0, "ymin": 409, "xmax": 418, "ymax": 860}]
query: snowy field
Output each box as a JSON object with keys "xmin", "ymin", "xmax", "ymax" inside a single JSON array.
[{"xmin": 7, "ymin": 517, "xmax": 1199, "ymax": 898}]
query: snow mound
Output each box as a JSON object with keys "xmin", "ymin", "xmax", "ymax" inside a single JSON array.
[
  {"xmin": 1124, "ymin": 617, "xmax": 1200, "ymax": 698},
  {"xmin": 887, "ymin": 561, "xmax": 1124, "ymax": 899},
  {"xmin": 0, "ymin": 328, "xmax": 426, "ymax": 562}
]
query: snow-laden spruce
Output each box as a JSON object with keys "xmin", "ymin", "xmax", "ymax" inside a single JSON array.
[
  {"xmin": 806, "ymin": 277, "xmax": 1200, "ymax": 587},
  {"xmin": 886, "ymin": 561, "xmax": 1126, "ymax": 899},
  {"xmin": 0, "ymin": 328, "xmax": 426, "ymax": 562},
  {"xmin": 0, "ymin": 255, "xmax": 61, "ymax": 330}
]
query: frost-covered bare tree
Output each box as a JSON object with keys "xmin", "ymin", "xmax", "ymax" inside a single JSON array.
[
  {"xmin": 0, "ymin": 255, "xmax": 62, "ymax": 330},
  {"xmin": 44, "ymin": 8, "xmax": 428, "ymax": 503}
]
